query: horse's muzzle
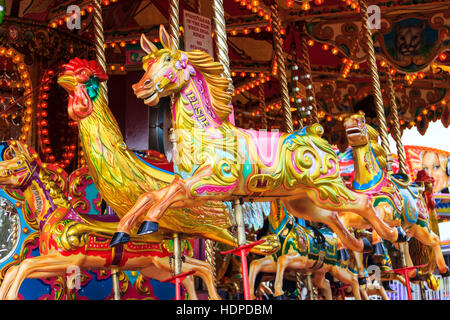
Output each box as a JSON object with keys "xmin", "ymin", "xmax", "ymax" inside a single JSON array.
[{"xmin": 0, "ymin": 169, "xmax": 12, "ymax": 177}]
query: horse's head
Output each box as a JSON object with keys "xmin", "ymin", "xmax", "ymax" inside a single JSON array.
[
  {"xmin": 133, "ymin": 25, "xmax": 195, "ymax": 107},
  {"xmin": 0, "ymin": 140, "xmax": 38, "ymax": 189},
  {"xmin": 343, "ymin": 111, "xmax": 369, "ymax": 147},
  {"xmin": 57, "ymin": 58, "xmax": 108, "ymax": 121}
]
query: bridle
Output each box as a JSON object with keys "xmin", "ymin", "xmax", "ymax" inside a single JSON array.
[{"xmin": 0, "ymin": 153, "xmax": 38, "ymax": 189}]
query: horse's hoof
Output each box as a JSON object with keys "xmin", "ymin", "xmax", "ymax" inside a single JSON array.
[
  {"xmin": 382, "ymin": 281, "xmax": 394, "ymax": 292},
  {"xmin": 372, "ymin": 242, "xmax": 385, "ymax": 256},
  {"xmin": 274, "ymin": 295, "xmax": 284, "ymax": 300},
  {"xmin": 109, "ymin": 232, "xmax": 130, "ymax": 247},
  {"xmin": 358, "ymin": 277, "xmax": 367, "ymax": 286},
  {"xmin": 137, "ymin": 221, "xmax": 159, "ymax": 236},
  {"xmin": 396, "ymin": 226, "xmax": 407, "ymax": 242},
  {"xmin": 441, "ymin": 266, "xmax": 450, "ymax": 277},
  {"xmin": 337, "ymin": 249, "xmax": 350, "ymax": 261},
  {"xmin": 362, "ymin": 238, "xmax": 372, "ymax": 253}
]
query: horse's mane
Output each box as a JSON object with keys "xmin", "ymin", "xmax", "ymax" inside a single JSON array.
[
  {"xmin": 186, "ymin": 50, "xmax": 232, "ymax": 121},
  {"xmin": 38, "ymin": 166, "xmax": 71, "ymax": 209},
  {"xmin": 367, "ymin": 124, "xmax": 387, "ymax": 170}
]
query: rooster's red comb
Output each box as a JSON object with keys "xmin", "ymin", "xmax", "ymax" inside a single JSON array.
[
  {"xmin": 415, "ymin": 169, "xmax": 435, "ymax": 185},
  {"xmin": 63, "ymin": 58, "xmax": 108, "ymax": 82}
]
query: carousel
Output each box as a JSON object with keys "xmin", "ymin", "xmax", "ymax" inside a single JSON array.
[{"xmin": 0, "ymin": 0, "xmax": 449, "ymax": 301}]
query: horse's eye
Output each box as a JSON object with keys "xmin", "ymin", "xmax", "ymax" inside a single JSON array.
[
  {"xmin": 17, "ymin": 160, "xmax": 22, "ymax": 165},
  {"xmin": 166, "ymin": 56, "xmax": 171, "ymax": 62}
]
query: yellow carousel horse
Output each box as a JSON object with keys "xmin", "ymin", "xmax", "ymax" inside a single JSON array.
[
  {"xmin": 73, "ymin": 25, "xmax": 401, "ymax": 251},
  {"xmin": 340, "ymin": 112, "xmax": 449, "ymax": 278}
]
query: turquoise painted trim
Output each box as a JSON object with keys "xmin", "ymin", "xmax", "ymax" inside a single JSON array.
[
  {"xmin": 239, "ymin": 138, "xmax": 252, "ymax": 181},
  {"xmin": 269, "ymin": 212, "xmax": 289, "ymax": 235}
]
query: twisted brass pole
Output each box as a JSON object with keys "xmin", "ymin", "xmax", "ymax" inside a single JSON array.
[
  {"xmin": 168, "ymin": 0, "xmax": 180, "ymax": 51},
  {"xmin": 300, "ymin": 32, "xmax": 318, "ymax": 124},
  {"xmin": 259, "ymin": 83, "xmax": 268, "ymax": 129},
  {"xmin": 359, "ymin": 0, "xmax": 392, "ymax": 172},
  {"xmin": 386, "ymin": 70, "xmax": 407, "ymax": 174},
  {"xmin": 92, "ymin": 0, "xmax": 108, "ymax": 104},
  {"xmin": 271, "ymin": 3, "xmax": 293, "ymax": 133},
  {"xmin": 93, "ymin": 0, "xmax": 120, "ymax": 300},
  {"xmin": 205, "ymin": 239, "xmax": 217, "ymax": 288},
  {"xmin": 212, "ymin": 0, "xmax": 234, "ymax": 94}
]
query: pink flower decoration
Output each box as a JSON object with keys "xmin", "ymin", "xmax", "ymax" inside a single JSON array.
[{"xmin": 175, "ymin": 52, "xmax": 196, "ymax": 80}]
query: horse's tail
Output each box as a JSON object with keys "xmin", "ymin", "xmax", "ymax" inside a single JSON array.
[{"xmin": 409, "ymin": 207, "xmax": 439, "ymax": 274}]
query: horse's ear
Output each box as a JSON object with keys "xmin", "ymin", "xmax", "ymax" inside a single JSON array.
[
  {"xmin": 140, "ymin": 33, "xmax": 158, "ymax": 54},
  {"xmin": 9, "ymin": 140, "xmax": 34, "ymax": 161},
  {"xmin": 159, "ymin": 24, "xmax": 174, "ymax": 52},
  {"xmin": 9, "ymin": 140, "xmax": 21, "ymax": 158}
]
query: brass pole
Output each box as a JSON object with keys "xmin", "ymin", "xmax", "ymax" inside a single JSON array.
[
  {"xmin": 359, "ymin": 0, "xmax": 393, "ymax": 172},
  {"xmin": 173, "ymin": 233, "xmax": 182, "ymax": 275},
  {"xmin": 92, "ymin": 0, "xmax": 108, "ymax": 104},
  {"xmin": 305, "ymin": 272, "xmax": 315, "ymax": 300},
  {"xmin": 386, "ymin": 70, "xmax": 407, "ymax": 174},
  {"xmin": 93, "ymin": 0, "xmax": 120, "ymax": 300},
  {"xmin": 168, "ymin": 0, "xmax": 180, "ymax": 51},
  {"xmin": 270, "ymin": 3, "xmax": 293, "ymax": 133},
  {"xmin": 234, "ymin": 198, "xmax": 246, "ymax": 247},
  {"xmin": 299, "ymin": 31, "xmax": 318, "ymax": 124},
  {"xmin": 212, "ymin": 0, "xmax": 234, "ymax": 94},
  {"xmin": 205, "ymin": 239, "xmax": 217, "ymax": 288},
  {"xmin": 296, "ymin": 272, "xmax": 303, "ymax": 300},
  {"xmin": 258, "ymin": 83, "xmax": 268, "ymax": 130},
  {"xmin": 111, "ymin": 269, "xmax": 121, "ymax": 300}
]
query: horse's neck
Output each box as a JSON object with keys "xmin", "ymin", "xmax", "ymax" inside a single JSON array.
[
  {"xmin": 22, "ymin": 179, "xmax": 56, "ymax": 229},
  {"xmin": 268, "ymin": 203, "xmax": 287, "ymax": 233},
  {"xmin": 173, "ymin": 71, "xmax": 231, "ymax": 132},
  {"xmin": 351, "ymin": 142, "xmax": 383, "ymax": 190}
]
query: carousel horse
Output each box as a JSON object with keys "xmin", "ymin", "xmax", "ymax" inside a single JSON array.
[
  {"xmin": 0, "ymin": 140, "xmax": 221, "ymax": 300},
  {"xmin": 341, "ymin": 112, "xmax": 449, "ymax": 278},
  {"xmin": 56, "ymin": 52, "xmax": 279, "ymax": 256},
  {"xmin": 248, "ymin": 201, "xmax": 361, "ymax": 300},
  {"xmin": 92, "ymin": 24, "xmax": 401, "ymax": 251}
]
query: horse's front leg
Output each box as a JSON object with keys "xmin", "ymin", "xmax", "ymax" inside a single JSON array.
[{"xmin": 139, "ymin": 165, "xmax": 233, "ymax": 234}]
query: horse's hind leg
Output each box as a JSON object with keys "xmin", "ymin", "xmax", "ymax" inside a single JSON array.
[
  {"xmin": 5, "ymin": 254, "xmax": 81, "ymax": 300},
  {"xmin": 273, "ymin": 254, "xmax": 305, "ymax": 298},
  {"xmin": 183, "ymin": 256, "xmax": 221, "ymax": 300},
  {"xmin": 330, "ymin": 267, "xmax": 362, "ymax": 300},
  {"xmin": 139, "ymin": 263, "xmax": 199, "ymax": 300},
  {"xmin": 249, "ymin": 256, "xmax": 277, "ymax": 300},
  {"xmin": 312, "ymin": 271, "xmax": 332, "ymax": 300},
  {"xmin": 0, "ymin": 264, "xmax": 19, "ymax": 299},
  {"xmin": 151, "ymin": 256, "xmax": 221, "ymax": 300}
]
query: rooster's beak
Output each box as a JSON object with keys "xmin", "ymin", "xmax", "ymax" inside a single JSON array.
[{"xmin": 57, "ymin": 74, "xmax": 77, "ymax": 92}]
